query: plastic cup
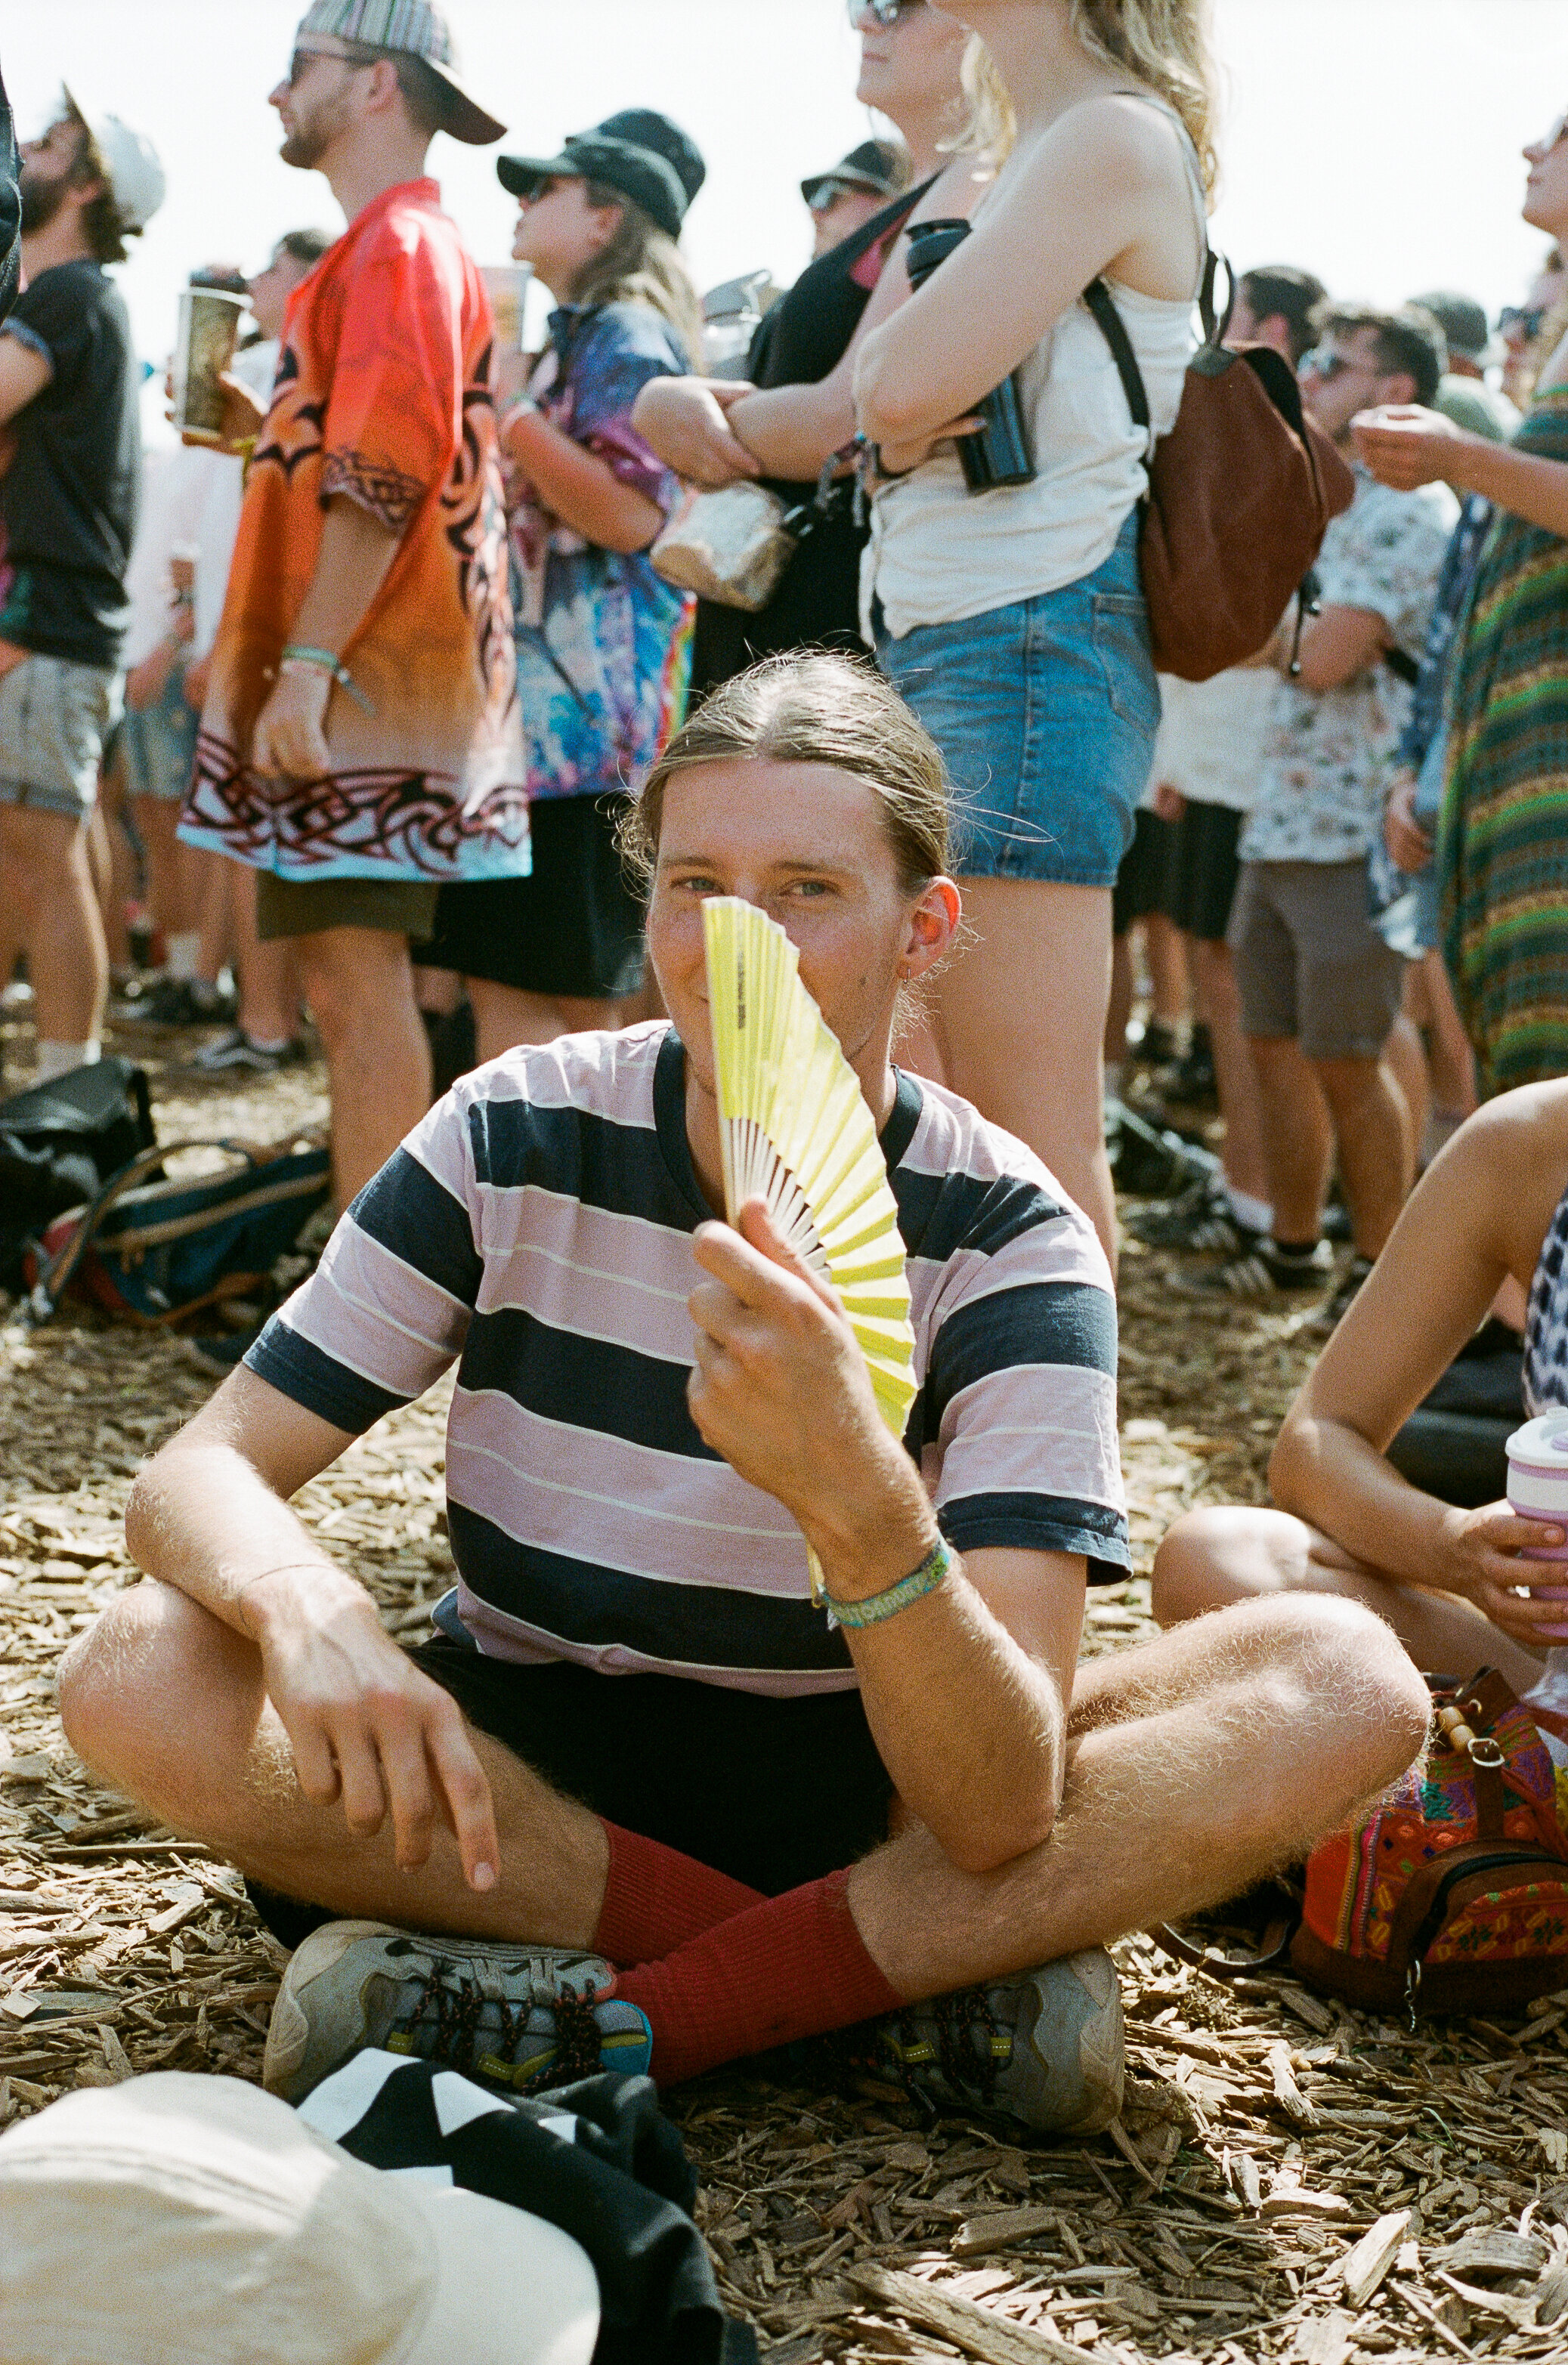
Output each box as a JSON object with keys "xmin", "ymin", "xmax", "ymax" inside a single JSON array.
[
  {"xmin": 481, "ymin": 264, "xmax": 530, "ymax": 354},
  {"xmin": 172, "ymin": 288, "xmax": 246, "ymax": 444},
  {"xmin": 1505, "ymin": 1412, "xmax": 1568, "ymax": 1558}
]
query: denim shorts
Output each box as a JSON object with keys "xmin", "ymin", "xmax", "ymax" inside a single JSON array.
[
  {"xmin": 122, "ymin": 669, "xmax": 199, "ymax": 804},
  {"xmin": 0, "ymin": 651, "xmax": 120, "ymax": 821},
  {"xmin": 876, "ymin": 512, "xmax": 1160, "ymax": 886}
]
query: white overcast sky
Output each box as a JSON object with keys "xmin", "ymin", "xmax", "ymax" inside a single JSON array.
[{"xmin": 5, "ymin": 0, "xmax": 1566, "ymax": 443}]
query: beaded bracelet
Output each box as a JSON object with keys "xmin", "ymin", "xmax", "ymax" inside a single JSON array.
[{"xmin": 823, "ymin": 1537, "xmax": 952, "ymax": 1630}]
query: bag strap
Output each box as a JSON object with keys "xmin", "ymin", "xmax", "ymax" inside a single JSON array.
[
  {"xmin": 23, "ymin": 1136, "xmax": 262, "ymax": 1326},
  {"xmin": 1148, "ymin": 1912, "xmax": 1297, "ymax": 1981},
  {"xmin": 1082, "ymin": 277, "xmax": 1152, "ymax": 434}
]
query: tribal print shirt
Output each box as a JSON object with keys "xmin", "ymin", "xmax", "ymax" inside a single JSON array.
[
  {"xmin": 181, "ymin": 178, "xmax": 527, "ymax": 884},
  {"xmin": 247, "ymin": 1025, "xmax": 1128, "ymax": 1697}
]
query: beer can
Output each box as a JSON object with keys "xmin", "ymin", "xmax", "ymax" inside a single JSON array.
[{"xmin": 172, "ymin": 287, "xmax": 247, "ymax": 444}]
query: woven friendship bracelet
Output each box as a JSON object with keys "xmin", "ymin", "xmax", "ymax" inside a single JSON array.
[
  {"xmin": 823, "ymin": 1537, "xmax": 953, "ymax": 1630},
  {"xmin": 280, "ymin": 644, "xmax": 375, "ymax": 716}
]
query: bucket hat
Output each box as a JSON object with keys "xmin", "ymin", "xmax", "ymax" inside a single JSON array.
[{"xmin": 0, "ymin": 2072, "xmax": 599, "ymax": 2365}]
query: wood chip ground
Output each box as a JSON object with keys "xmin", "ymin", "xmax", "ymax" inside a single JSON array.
[{"xmin": 4, "ymin": 1016, "xmax": 1567, "ymax": 2361}]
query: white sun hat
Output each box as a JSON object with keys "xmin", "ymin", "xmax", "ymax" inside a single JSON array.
[
  {"xmin": 60, "ymin": 87, "xmax": 167, "ymax": 231},
  {"xmin": 0, "ymin": 2070, "xmax": 599, "ymax": 2365}
]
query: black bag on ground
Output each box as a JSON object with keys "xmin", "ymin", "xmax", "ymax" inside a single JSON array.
[{"xmin": 0, "ymin": 1058, "xmax": 155, "ymax": 1292}]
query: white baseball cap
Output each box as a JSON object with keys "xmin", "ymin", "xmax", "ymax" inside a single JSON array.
[
  {"xmin": 60, "ymin": 87, "xmax": 167, "ymax": 231},
  {"xmin": 0, "ymin": 2071, "xmax": 599, "ymax": 2365}
]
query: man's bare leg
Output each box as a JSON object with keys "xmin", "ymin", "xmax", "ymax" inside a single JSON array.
[
  {"xmin": 65, "ymin": 1581, "xmax": 1427, "ymax": 2008},
  {"xmin": 290, "ymin": 926, "xmax": 432, "ymax": 1207},
  {"xmin": 60, "ymin": 1579, "xmax": 609, "ymax": 1946},
  {"xmin": 846, "ymin": 1593, "xmax": 1429, "ymax": 1998},
  {"xmin": 1152, "ymin": 1502, "xmax": 1544, "ymax": 1695}
]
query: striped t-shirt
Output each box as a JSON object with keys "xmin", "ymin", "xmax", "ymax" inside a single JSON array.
[{"xmin": 248, "ymin": 1025, "xmax": 1127, "ymax": 1696}]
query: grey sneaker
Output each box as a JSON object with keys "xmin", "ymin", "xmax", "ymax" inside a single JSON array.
[
  {"xmin": 874, "ymin": 1946, "xmax": 1124, "ymax": 2134},
  {"xmin": 262, "ymin": 1918, "xmax": 651, "ymax": 2104}
]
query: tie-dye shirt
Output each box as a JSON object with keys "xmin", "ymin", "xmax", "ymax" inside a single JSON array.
[
  {"xmin": 181, "ymin": 178, "xmax": 527, "ymax": 883},
  {"xmin": 509, "ymin": 301, "xmax": 694, "ymax": 801},
  {"xmin": 246, "ymin": 1025, "xmax": 1127, "ymax": 1697}
]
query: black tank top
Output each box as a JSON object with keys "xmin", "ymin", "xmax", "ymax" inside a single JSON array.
[{"xmin": 689, "ymin": 177, "xmax": 936, "ymax": 700}]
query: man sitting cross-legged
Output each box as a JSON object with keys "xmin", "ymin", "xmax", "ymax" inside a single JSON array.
[{"xmin": 60, "ymin": 656, "xmax": 1432, "ymax": 2129}]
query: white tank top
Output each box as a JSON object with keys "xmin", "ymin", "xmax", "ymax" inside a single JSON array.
[{"xmin": 865, "ymin": 95, "xmax": 1207, "ymax": 640}]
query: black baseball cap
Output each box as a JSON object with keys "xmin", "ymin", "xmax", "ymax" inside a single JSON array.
[
  {"xmin": 801, "ymin": 138, "xmax": 912, "ymax": 207},
  {"xmin": 497, "ymin": 109, "xmax": 705, "ymax": 241}
]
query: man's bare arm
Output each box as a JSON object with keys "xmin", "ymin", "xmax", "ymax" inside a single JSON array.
[
  {"xmin": 251, "ymin": 496, "xmax": 402, "ymax": 778},
  {"xmin": 126, "ymin": 1366, "xmax": 499, "ymax": 1887},
  {"xmin": 0, "ymin": 331, "xmax": 51, "ymax": 425}
]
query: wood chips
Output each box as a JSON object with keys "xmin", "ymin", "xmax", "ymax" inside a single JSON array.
[{"xmin": 4, "ymin": 1023, "xmax": 1568, "ymax": 2360}]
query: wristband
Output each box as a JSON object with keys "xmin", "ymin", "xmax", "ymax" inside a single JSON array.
[
  {"xmin": 280, "ymin": 644, "xmax": 375, "ymax": 715},
  {"xmin": 498, "ymin": 396, "xmax": 541, "ymax": 441},
  {"xmin": 823, "ymin": 1537, "xmax": 952, "ymax": 1630}
]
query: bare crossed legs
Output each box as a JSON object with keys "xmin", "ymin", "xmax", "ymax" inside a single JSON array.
[{"xmin": 60, "ymin": 1576, "xmax": 1429, "ymax": 2018}]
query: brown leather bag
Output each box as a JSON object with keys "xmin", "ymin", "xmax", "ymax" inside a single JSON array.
[{"xmin": 1085, "ymin": 258, "xmax": 1356, "ymax": 682}]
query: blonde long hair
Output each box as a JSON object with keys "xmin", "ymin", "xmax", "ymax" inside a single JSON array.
[
  {"xmin": 948, "ymin": 37, "xmax": 1016, "ymax": 164},
  {"xmin": 1069, "ymin": 0, "xmax": 1218, "ymax": 196},
  {"xmin": 570, "ymin": 184, "xmax": 706, "ymax": 369}
]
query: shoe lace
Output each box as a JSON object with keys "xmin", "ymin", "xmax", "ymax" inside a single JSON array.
[
  {"xmin": 931, "ymin": 1984, "xmax": 1002, "ymax": 2104},
  {"xmin": 402, "ymin": 1958, "xmax": 526, "ymax": 2077},
  {"xmin": 530, "ymin": 1989, "xmax": 604, "ymax": 2090}
]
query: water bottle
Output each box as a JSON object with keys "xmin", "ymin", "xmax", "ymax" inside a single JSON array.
[
  {"xmin": 1505, "ymin": 1412, "xmax": 1568, "ymax": 1767},
  {"xmin": 902, "ymin": 220, "xmax": 1035, "ymax": 493}
]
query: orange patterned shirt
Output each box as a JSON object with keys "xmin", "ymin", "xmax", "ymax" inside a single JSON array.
[{"xmin": 181, "ymin": 178, "xmax": 527, "ymax": 882}]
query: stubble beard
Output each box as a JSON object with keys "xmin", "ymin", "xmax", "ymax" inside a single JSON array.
[
  {"xmin": 278, "ymin": 90, "xmax": 348, "ymax": 172},
  {"xmin": 18, "ymin": 165, "xmax": 70, "ymax": 236}
]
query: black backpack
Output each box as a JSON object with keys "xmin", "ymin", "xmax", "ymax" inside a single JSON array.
[{"xmin": 0, "ymin": 1059, "xmax": 155, "ymax": 1291}]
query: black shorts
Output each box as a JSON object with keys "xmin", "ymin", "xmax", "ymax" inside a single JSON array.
[
  {"xmin": 413, "ymin": 793, "xmax": 645, "ymax": 1000},
  {"xmin": 1112, "ymin": 807, "xmax": 1175, "ymax": 937},
  {"xmin": 1158, "ymin": 799, "xmax": 1245, "ymax": 944},
  {"xmin": 246, "ymin": 1645, "xmax": 895, "ymax": 1950}
]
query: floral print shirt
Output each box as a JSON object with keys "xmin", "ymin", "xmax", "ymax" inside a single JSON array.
[
  {"xmin": 511, "ymin": 301, "xmax": 694, "ymax": 801},
  {"xmin": 1240, "ymin": 471, "xmax": 1458, "ymax": 866}
]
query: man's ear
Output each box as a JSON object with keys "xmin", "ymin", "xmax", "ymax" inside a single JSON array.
[
  {"xmin": 902, "ymin": 877, "xmax": 961, "ymax": 982},
  {"xmin": 1383, "ymin": 371, "xmax": 1419, "ymax": 407}
]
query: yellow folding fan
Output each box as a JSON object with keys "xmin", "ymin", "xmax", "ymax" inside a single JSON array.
[{"xmin": 702, "ymin": 897, "xmax": 917, "ymax": 1603}]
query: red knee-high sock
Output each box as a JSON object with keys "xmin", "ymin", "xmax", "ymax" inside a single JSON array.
[
  {"xmin": 592, "ymin": 1822, "xmax": 767, "ymax": 1966},
  {"xmin": 613, "ymin": 1867, "xmax": 905, "ymax": 2087}
]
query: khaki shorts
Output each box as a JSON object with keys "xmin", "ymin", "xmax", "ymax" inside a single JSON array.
[
  {"xmin": 255, "ymin": 871, "xmax": 441, "ymax": 943},
  {"xmin": 0, "ymin": 652, "xmax": 120, "ymax": 820},
  {"xmin": 1229, "ymin": 857, "xmax": 1405, "ymax": 1060}
]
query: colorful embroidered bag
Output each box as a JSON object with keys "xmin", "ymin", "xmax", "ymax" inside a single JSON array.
[{"xmin": 1289, "ymin": 1668, "xmax": 1568, "ymax": 2017}]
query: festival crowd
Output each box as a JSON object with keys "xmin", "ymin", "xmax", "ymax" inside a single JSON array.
[{"xmin": 8, "ymin": 0, "xmax": 1568, "ymax": 2333}]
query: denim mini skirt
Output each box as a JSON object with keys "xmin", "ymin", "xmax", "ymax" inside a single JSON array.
[{"xmin": 876, "ymin": 510, "xmax": 1160, "ymax": 887}]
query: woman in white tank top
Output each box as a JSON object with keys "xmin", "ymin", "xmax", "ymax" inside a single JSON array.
[{"xmin": 853, "ymin": 0, "xmax": 1216, "ymax": 1263}]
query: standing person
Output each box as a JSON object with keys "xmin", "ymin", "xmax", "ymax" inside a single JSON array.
[
  {"xmin": 1413, "ymin": 289, "xmax": 1520, "ymax": 444},
  {"xmin": 632, "ymin": 0, "xmax": 982, "ymax": 704},
  {"xmin": 803, "ymin": 137, "xmax": 913, "ymax": 261},
  {"xmin": 0, "ymin": 92, "xmax": 163, "ymax": 1085},
  {"xmin": 1353, "ymin": 107, "xmax": 1568, "ymax": 1102},
  {"xmin": 1216, "ymin": 306, "xmax": 1455, "ymax": 1325},
  {"xmin": 851, "ymin": 0, "xmax": 1216, "ymax": 1260},
  {"xmin": 1130, "ymin": 264, "xmax": 1331, "ymax": 1260},
  {"xmin": 178, "ymin": 4, "xmax": 522, "ymax": 1209},
  {"xmin": 1227, "ymin": 263, "xmax": 1327, "ymax": 360},
  {"xmin": 187, "ymin": 229, "xmax": 335, "ymax": 1077},
  {"xmin": 411, "ymin": 111, "xmax": 706, "ymax": 1062}
]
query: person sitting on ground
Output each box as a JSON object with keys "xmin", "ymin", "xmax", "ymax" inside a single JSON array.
[
  {"xmin": 59, "ymin": 655, "xmax": 1430, "ymax": 2133},
  {"xmin": 1151, "ymin": 1079, "xmax": 1568, "ymax": 1698}
]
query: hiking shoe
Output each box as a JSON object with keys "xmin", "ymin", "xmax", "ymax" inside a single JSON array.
[
  {"xmin": 187, "ymin": 1026, "xmax": 305, "ymax": 1074},
  {"xmin": 872, "ymin": 1948, "xmax": 1124, "ymax": 2135},
  {"xmin": 1310, "ymin": 1253, "xmax": 1375, "ymax": 1332},
  {"xmin": 262, "ymin": 1918, "xmax": 651, "ymax": 2105},
  {"xmin": 1156, "ymin": 1024, "xmax": 1217, "ymax": 1110},
  {"xmin": 1174, "ymin": 1236, "xmax": 1334, "ymax": 1300}
]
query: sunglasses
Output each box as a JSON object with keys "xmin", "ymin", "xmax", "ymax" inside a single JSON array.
[
  {"xmin": 809, "ymin": 179, "xmax": 873, "ymax": 215},
  {"xmin": 1501, "ymin": 304, "xmax": 1548, "ymax": 342},
  {"xmin": 849, "ymin": 0, "xmax": 926, "ymax": 27},
  {"xmin": 286, "ymin": 43, "xmax": 362, "ymax": 87},
  {"xmin": 511, "ymin": 173, "xmax": 564, "ymax": 206},
  {"xmin": 1297, "ymin": 349, "xmax": 1372, "ymax": 383}
]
